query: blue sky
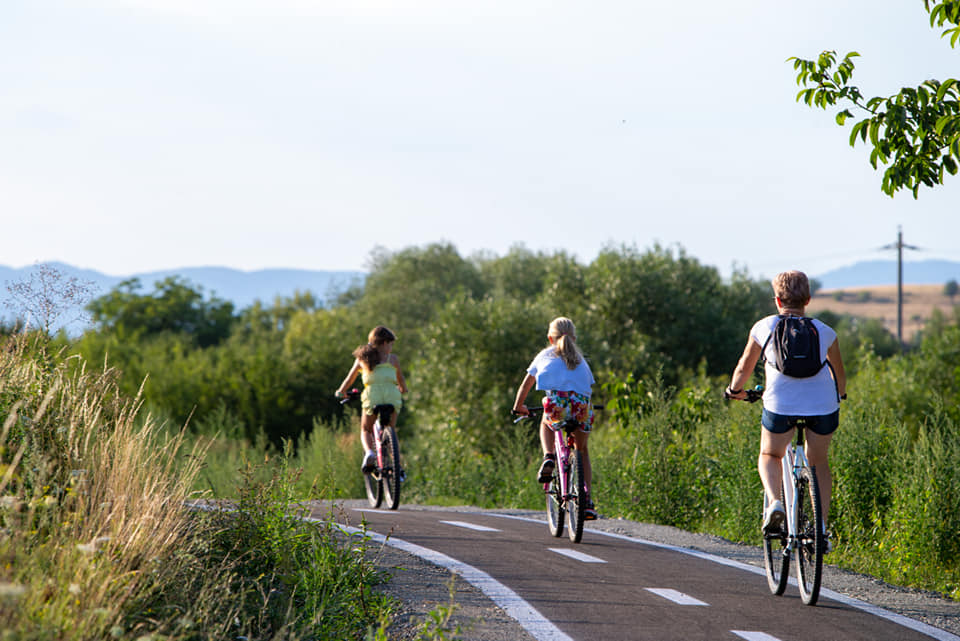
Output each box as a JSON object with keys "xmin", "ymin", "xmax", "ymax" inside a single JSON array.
[{"xmin": 2, "ymin": 0, "xmax": 958, "ymax": 280}]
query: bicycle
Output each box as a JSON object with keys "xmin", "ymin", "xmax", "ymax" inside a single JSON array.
[
  {"xmin": 729, "ymin": 386, "xmax": 825, "ymax": 605},
  {"xmin": 340, "ymin": 389, "xmax": 403, "ymax": 510},
  {"xmin": 513, "ymin": 404, "xmax": 603, "ymax": 544}
]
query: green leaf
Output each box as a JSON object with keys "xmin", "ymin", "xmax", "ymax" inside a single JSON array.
[{"xmin": 935, "ymin": 78, "xmax": 957, "ymax": 101}]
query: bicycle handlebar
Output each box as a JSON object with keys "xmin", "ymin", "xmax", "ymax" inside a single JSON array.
[
  {"xmin": 511, "ymin": 404, "xmax": 605, "ymax": 424},
  {"xmin": 723, "ymin": 386, "xmax": 763, "ymax": 403},
  {"xmin": 339, "ymin": 389, "xmax": 361, "ymax": 404}
]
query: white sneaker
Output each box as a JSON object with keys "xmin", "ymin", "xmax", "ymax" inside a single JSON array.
[
  {"xmin": 823, "ymin": 533, "xmax": 833, "ymax": 554},
  {"xmin": 762, "ymin": 499, "xmax": 785, "ymax": 533},
  {"xmin": 361, "ymin": 451, "xmax": 377, "ymax": 473}
]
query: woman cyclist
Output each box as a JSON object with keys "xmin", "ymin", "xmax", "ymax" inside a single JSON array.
[
  {"xmin": 336, "ymin": 326, "xmax": 408, "ymax": 473},
  {"xmin": 726, "ymin": 271, "xmax": 846, "ymax": 547},
  {"xmin": 513, "ymin": 317, "xmax": 598, "ymax": 519}
]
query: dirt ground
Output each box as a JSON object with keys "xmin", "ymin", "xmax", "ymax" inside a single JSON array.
[{"xmin": 807, "ymin": 284, "xmax": 959, "ymax": 342}]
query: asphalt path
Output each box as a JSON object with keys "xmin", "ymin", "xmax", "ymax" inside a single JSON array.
[{"xmin": 316, "ymin": 504, "xmax": 959, "ymax": 641}]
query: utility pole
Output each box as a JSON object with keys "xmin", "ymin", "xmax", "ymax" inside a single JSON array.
[{"xmin": 881, "ymin": 226, "xmax": 920, "ymax": 345}]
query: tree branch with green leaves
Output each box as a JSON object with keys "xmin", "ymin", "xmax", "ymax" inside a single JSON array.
[{"xmin": 789, "ymin": 1, "xmax": 960, "ymax": 198}]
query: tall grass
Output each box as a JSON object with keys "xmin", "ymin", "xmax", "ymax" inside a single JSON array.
[{"xmin": 0, "ymin": 334, "xmax": 395, "ymax": 639}]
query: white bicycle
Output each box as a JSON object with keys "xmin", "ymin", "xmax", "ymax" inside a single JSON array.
[{"xmin": 738, "ymin": 387, "xmax": 825, "ymax": 606}]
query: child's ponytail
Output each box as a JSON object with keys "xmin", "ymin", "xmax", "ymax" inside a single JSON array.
[{"xmin": 548, "ymin": 317, "xmax": 583, "ymax": 370}]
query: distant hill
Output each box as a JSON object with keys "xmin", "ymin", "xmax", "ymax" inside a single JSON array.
[
  {"xmin": 815, "ymin": 259, "xmax": 960, "ymax": 290},
  {"xmin": 0, "ymin": 263, "xmax": 365, "ymax": 331}
]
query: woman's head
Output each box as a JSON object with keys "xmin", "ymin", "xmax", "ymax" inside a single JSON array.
[
  {"xmin": 355, "ymin": 326, "xmax": 397, "ymax": 369},
  {"xmin": 548, "ymin": 316, "xmax": 583, "ymax": 369},
  {"xmin": 368, "ymin": 326, "xmax": 397, "ymax": 348},
  {"xmin": 772, "ymin": 270, "xmax": 811, "ymax": 309}
]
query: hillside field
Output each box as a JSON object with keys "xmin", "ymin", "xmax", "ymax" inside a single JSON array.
[{"xmin": 807, "ymin": 284, "xmax": 959, "ymax": 342}]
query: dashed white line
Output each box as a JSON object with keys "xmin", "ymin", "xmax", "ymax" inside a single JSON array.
[
  {"xmin": 548, "ymin": 548, "xmax": 607, "ymax": 563},
  {"xmin": 330, "ymin": 521, "xmax": 574, "ymax": 641},
  {"xmin": 645, "ymin": 588, "xmax": 709, "ymax": 606},
  {"xmin": 440, "ymin": 520, "xmax": 501, "ymax": 532},
  {"xmin": 731, "ymin": 631, "xmax": 783, "ymax": 641}
]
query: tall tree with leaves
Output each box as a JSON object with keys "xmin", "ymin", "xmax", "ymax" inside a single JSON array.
[{"xmin": 790, "ymin": 1, "xmax": 960, "ymax": 197}]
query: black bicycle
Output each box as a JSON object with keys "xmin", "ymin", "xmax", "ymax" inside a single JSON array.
[{"xmin": 341, "ymin": 389, "xmax": 402, "ymax": 510}]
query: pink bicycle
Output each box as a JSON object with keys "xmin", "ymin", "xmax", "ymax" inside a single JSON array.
[
  {"xmin": 341, "ymin": 389, "xmax": 402, "ymax": 510},
  {"xmin": 514, "ymin": 404, "xmax": 602, "ymax": 543}
]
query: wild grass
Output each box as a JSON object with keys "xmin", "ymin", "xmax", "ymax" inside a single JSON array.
[{"xmin": 0, "ymin": 333, "xmax": 396, "ymax": 639}]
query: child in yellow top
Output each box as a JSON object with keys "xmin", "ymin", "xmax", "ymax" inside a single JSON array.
[{"xmin": 336, "ymin": 326, "xmax": 408, "ymax": 472}]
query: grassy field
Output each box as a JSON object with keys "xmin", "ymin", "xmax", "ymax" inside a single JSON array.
[{"xmin": 807, "ymin": 284, "xmax": 958, "ymax": 342}]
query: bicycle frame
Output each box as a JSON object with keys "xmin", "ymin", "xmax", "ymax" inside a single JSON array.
[{"xmin": 781, "ymin": 430, "xmax": 808, "ymax": 545}]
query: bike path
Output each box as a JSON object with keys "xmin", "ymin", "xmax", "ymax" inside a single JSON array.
[{"xmin": 318, "ymin": 505, "xmax": 957, "ymax": 641}]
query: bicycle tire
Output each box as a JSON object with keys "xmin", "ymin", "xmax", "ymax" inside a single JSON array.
[
  {"xmin": 381, "ymin": 425, "xmax": 402, "ymax": 510},
  {"xmin": 762, "ymin": 487, "xmax": 789, "ymax": 596},
  {"xmin": 566, "ymin": 450, "xmax": 586, "ymax": 543},
  {"xmin": 796, "ymin": 466, "xmax": 824, "ymax": 605},
  {"xmin": 546, "ymin": 471, "xmax": 564, "ymax": 538},
  {"xmin": 363, "ymin": 455, "xmax": 383, "ymax": 509}
]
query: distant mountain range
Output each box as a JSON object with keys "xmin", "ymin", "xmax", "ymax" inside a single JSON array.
[
  {"xmin": 814, "ymin": 259, "xmax": 960, "ymax": 290},
  {"xmin": 2, "ymin": 259, "xmax": 958, "ymax": 331},
  {"xmin": 0, "ymin": 263, "xmax": 365, "ymax": 330}
]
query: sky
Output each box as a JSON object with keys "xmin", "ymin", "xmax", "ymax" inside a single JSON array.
[{"xmin": 2, "ymin": 0, "xmax": 959, "ymax": 280}]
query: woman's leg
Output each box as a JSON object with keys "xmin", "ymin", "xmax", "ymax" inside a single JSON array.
[
  {"xmin": 759, "ymin": 427, "xmax": 793, "ymax": 504},
  {"xmin": 360, "ymin": 413, "xmax": 376, "ymax": 453},
  {"xmin": 540, "ymin": 417, "xmax": 555, "ymax": 456},
  {"xmin": 805, "ymin": 431, "xmax": 833, "ymax": 526},
  {"xmin": 573, "ymin": 429, "xmax": 591, "ymax": 493}
]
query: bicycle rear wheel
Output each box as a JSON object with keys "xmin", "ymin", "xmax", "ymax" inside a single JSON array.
[
  {"xmin": 762, "ymin": 488, "xmax": 789, "ymax": 596},
  {"xmin": 796, "ymin": 466, "xmax": 824, "ymax": 605},
  {"xmin": 381, "ymin": 426, "xmax": 402, "ymax": 510},
  {"xmin": 566, "ymin": 450, "xmax": 586, "ymax": 543}
]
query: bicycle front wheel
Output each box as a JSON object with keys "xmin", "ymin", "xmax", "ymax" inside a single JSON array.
[
  {"xmin": 566, "ymin": 450, "xmax": 586, "ymax": 543},
  {"xmin": 762, "ymin": 488, "xmax": 789, "ymax": 596},
  {"xmin": 546, "ymin": 471, "xmax": 564, "ymax": 538},
  {"xmin": 796, "ymin": 466, "xmax": 824, "ymax": 605},
  {"xmin": 363, "ymin": 449, "xmax": 383, "ymax": 508},
  {"xmin": 381, "ymin": 426, "xmax": 402, "ymax": 510}
]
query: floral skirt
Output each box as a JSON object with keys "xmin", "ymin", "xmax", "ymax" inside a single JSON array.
[{"xmin": 542, "ymin": 390, "xmax": 594, "ymax": 432}]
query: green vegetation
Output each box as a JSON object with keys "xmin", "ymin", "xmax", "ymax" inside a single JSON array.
[
  {"xmin": 0, "ymin": 334, "xmax": 394, "ymax": 639},
  {"xmin": 4, "ymin": 242, "xmax": 960, "ymax": 639},
  {"xmin": 789, "ymin": 2, "xmax": 960, "ymax": 197}
]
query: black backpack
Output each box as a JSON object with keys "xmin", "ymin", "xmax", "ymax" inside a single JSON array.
[{"xmin": 761, "ymin": 315, "xmax": 825, "ymax": 378}]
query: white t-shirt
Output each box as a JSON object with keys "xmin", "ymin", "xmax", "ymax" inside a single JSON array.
[
  {"xmin": 750, "ymin": 315, "xmax": 840, "ymax": 416},
  {"xmin": 527, "ymin": 347, "xmax": 595, "ymax": 397}
]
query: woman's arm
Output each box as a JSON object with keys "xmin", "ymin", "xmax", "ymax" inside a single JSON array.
[
  {"xmin": 826, "ymin": 339, "xmax": 847, "ymax": 398},
  {"xmin": 727, "ymin": 337, "xmax": 762, "ymax": 399},
  {"xmin": 513, "ymin": 373, "xmax": 536, "ymax": 415},
  {"xmin": 336, "ymin": 359, "xmax": 362, "ymax": 396},
  {"xmin": 390, "ymin": 354, "xmax": 409, "ymax": 394}
]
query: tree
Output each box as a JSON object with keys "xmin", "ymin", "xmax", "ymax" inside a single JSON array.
[
  {"xmin": 789, "ymin": 1, "xmax": 960, "ymax": 197},
  {"xmin": 945, "ymin": 278, "xmax": 959, "ymax": 302},
  {"xmin": 4, "ymin": 263, "xmax": 96, "ymax": 335},
  {"xmin": 87, "ymin": 277, "xmax": 235, "ymax": 347}
]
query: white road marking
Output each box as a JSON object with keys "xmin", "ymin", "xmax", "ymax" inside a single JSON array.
[
  {"xmin": 440, "ymin": 520, "xmax": 501, "ymax": 532},
  {"xmin": 329, "ymin": 520, "xmax": 574, "ymax": 641},
  {"xmin": 645, "ymin": 588, "xmax": 709, "ymax": 606},
  {"xmin": 488, "ymin": 513, "xmax": 960, "ymax": 641},
  {"xmin": 732, "ymin": 632, "xmax": 783, "ymax": 641},
  {"xmin": 548, "ymin": 548, "xmax": 607, "ymax": 563}
]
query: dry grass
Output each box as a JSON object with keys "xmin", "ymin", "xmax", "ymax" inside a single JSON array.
[
  {"xmin": 0, "ymin": 334, "xmax": 208, "ymax": 639},
  {"xmin": 807, "ymin": 284, "xmax": 959, "ymax": 341}
]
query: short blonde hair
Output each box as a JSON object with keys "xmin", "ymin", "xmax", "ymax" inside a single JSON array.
[{"xmin": 772, "ymin": 270, "xmax": 811, "ymax": 308}]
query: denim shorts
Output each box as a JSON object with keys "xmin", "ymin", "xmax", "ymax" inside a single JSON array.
[{"xmin": 761, "ymin": 408, "xmax": 839, "ymax": 435}]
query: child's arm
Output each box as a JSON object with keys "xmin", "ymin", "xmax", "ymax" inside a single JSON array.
[
  {"xmin": 390, "ymin": 354, "xmax": 409, "ymax": 394},
  {"xmin": 513, "ymin": 373, "xmax": 536, "ymax": 415},
  {"xmin": 336, "ymin": 359, "xmax": 362, "ymax": 396}
]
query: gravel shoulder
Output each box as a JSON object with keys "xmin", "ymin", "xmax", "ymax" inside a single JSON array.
[{"xmin": 329, "ymin": 501, "xmax": 960, "ymax": 641}]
